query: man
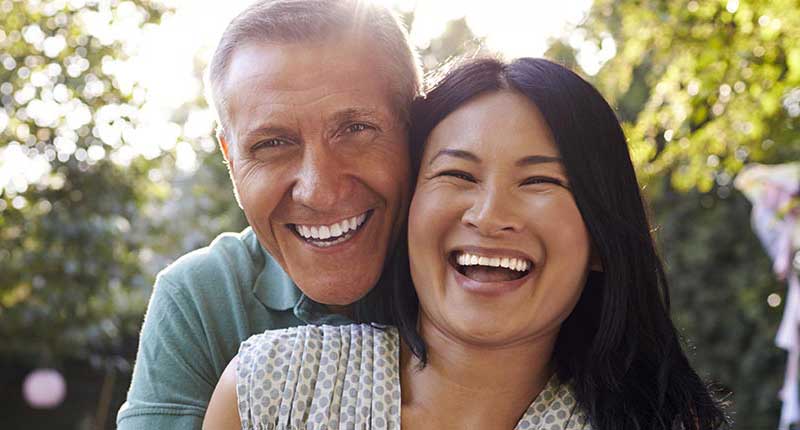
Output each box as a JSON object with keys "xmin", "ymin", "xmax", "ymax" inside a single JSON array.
[{"xmin": 116, "ymin": 1, "xmax": 420, "ymax": 428}]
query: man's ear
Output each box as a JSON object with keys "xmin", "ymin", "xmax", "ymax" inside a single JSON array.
[
  {"xmin": 217, "ymin": 129, "xmax": 243, "ymax": 209},
  {"xmin": 217, "ymin": 129, "xmax": 234, "ymax": 171}
]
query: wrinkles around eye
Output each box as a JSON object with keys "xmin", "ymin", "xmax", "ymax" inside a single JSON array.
[
  {"xmin": 521, "ymin": 176, "xmax": 566, "ymax": 188},
  {"xmin": 428, "ymin": 170, "xmax": 476, "ymax": 183},
  {"xmin": 250, "ymin": 138, "xmax": 292, "ymax": 152},
  {"xmin": 344, "ymin": 123, "xmax": 375, "ymax": 134}
]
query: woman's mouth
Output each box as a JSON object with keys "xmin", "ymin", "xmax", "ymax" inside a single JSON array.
[{"xmin": 449, "ymin": 250, "xmax": 533, "ymax": 282}]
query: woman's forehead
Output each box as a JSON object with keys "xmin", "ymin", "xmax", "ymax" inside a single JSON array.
[{"xmin": 424, "ymin": 91, "xmax": 560, "ymax": 162}]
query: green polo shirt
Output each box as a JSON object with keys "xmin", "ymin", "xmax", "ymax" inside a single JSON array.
[{"xmin": 116, "ymin": 227, "xmax": 353, "ymax": 429}]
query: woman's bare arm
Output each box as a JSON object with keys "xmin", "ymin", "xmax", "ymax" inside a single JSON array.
[{"xmin": 203, "ymin": 355, "xmax": 242, "ymax": 430}]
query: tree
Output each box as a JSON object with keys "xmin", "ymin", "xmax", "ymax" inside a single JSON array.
[
  {"xmin": 586, "ymin": 0, "xmax": 800, "ymax": 191},
  {"xmin": 0, "ymin": 0, "xmax": 169, "ymax": 366},
  {"xmin": 0, "ymin": 0, "xmax": 249, "ymax": 426},
  {"xmin": 579, "ymin": 1, "xmax": 800, "ymax": 427}
]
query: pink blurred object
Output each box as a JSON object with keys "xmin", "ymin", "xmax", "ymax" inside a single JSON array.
[
  {"xmin": 23, "ymin": 368, "xmax": 67, "ymax": 409},
  {"xmin": 735, "ymin": 162, "xmax": 800, "ymax": 430},
  {"xmin": 735, "ymin": 162, "xmax": 800, "ymax": 279}
]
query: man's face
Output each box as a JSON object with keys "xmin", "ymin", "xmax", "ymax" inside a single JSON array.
[{"xmin": 220, "ymin": 38, "xmax": 411, "ymax": 306}]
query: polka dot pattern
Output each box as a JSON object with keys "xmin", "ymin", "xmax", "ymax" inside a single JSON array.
[
  {"xmin": 515, "ymin": 374, "xmax": 592, "ymax": 429},
  {"xmin": 237, "ymin": 324, "xmax": 401, "ymax": 429},
  {"xmin": 237, "ymin": 324, "xmax": 590, "ymax": 429}
]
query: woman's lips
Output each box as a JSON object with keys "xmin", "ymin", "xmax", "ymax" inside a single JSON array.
[
  {"xmin": 449, "ymin": 249, "xmax": 533, "ymax": 280},
  {"xmin": 448, "ymin": 249, "xmax": 534, "ymax": 296}
]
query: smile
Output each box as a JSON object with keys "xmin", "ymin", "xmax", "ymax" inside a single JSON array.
[
  {"xmin": 451, "ymin": 250, "xmax": 533, "ymax": 282},
  {"xmin": 291, "ymin": 210, "xmax": 372, "ymax": 248}
]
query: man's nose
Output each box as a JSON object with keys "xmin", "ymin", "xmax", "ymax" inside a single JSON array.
[
  {"xmin": 291, "ymin": 144, "xmax": 353, "ymax": 211},
  {"xmin": 461, "ymin": 187, "xmax": 523, "ymax": 236}
]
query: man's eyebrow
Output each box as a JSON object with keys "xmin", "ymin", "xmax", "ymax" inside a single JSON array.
[
  {"xmin": 241, "ymin": 125, "xmax": 295, "ymax": 143},
  {"xmin": 428, "ymin": 149, "xmax": 481, "ymax": 166},
  {"xmin": 516, "ymin": 155, "xmax": 562, "ymax": 167},
  {"xmin": 330, "ymin": 107, "xmax": 381, "ymax": 124}
]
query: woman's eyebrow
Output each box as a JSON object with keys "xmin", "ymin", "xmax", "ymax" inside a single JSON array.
[
  {"xmin": 515, "ymin": 155, "xmax": 562, "ymax": 167},
  {"xmin": 428, "ymin": 149, "xmax": 480, "ymax": 166}
]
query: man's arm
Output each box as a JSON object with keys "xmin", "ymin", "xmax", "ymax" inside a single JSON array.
[
  {"xmin": 203, "ymin": 356, "xmax": 242, "ymax": 430},
  {"xmin": 117, "ymin": 276, "xmax": 218, "ymax": 430}
]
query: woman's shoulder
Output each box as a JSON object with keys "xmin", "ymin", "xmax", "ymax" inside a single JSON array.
[{"xmin": 516, "ymin": 375, "xmax": 593, "ymax": 430}]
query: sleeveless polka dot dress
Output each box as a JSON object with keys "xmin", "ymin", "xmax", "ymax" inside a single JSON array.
[{"xmin": 236, "ymin": 324, "xmax": 592, "ymax": 429}]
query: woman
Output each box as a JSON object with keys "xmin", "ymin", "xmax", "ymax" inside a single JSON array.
[{"xmin": 204, "ymin": 58, "xmax": 728, "ymax": 429}]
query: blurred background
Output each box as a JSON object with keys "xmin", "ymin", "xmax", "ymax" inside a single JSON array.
[{"xmin": 1, "ymin": 0, "xmax": 799, "ymax": 428}]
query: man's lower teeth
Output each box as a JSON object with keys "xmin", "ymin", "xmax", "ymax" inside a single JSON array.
[{"xmin": 308, "ymin": 231, "xmax": 352, "ymax": 247}]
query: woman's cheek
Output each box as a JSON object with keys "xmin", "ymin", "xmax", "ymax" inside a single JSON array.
[
  {"xmin": 534, "ymin": 198, "xmax": 592, "ymax": 261},
  {"xmin": 409, "ymin": 187, "xmax": 458, "ymax": 287}
]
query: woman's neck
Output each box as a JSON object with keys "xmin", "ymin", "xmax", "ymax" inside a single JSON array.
[{"xmin": 400, "ymin": 316, "xmax": 557, "ymax": 430}]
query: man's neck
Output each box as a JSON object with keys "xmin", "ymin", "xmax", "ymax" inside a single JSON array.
[{"xmin": 400, "ymin": 318, "xmax": 556, "ymax": 430}]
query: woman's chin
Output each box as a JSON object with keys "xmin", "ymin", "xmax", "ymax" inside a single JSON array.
[{"xmin": 439, "ymin": 312, "xmax": 524, "ymax": 347}]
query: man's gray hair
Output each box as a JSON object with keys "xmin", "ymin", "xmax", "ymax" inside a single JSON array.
[{"xmin": 207, "ymin": 0, "xmax": 422, "ymax": 138}]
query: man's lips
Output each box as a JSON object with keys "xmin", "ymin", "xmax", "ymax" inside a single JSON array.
[{"xmin": 288, "ymin": 209, "xmax": 373, "ymax": 248}]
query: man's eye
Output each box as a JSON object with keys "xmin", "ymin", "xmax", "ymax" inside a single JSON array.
[
  {"xmin": 522, "ymin": 176, "xmax": 566, "ymax": 188},
  {"xmin": 437, "ymin": 170, "xmax": 476, "ymax": 182},
  {"xmin": 252, "ymin": 138, "xmax": 288, "ymax": 150},
  {"xmin": 345, "ymin": 123, "xmax": 373, "ymax": 133}
]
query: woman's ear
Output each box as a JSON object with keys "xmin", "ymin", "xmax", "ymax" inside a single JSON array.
[{"xmin": 589, "ymin": 247, "xmax": 603, "ymax": 272}]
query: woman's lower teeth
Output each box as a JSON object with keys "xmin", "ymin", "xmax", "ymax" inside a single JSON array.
[{"xmin": 463, "ymin": 266, "xmax": 525, "ymax": 282}]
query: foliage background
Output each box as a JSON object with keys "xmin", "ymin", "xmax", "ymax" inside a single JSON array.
[{"xmin": 1, "ymin": 0, "xmax": 798, "ymax": 428}]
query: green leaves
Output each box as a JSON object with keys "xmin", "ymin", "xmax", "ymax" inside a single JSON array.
[
  {"xmin": 588, "ymin": 0, "xmax": 800, "ymax": 191},
  {"xmin": 581, "ymin": 0, "xmax": 800, "ymax": 427},
  {"xmin": 0, "ymin": 0, "xmax": 169, "ymax": 365}
]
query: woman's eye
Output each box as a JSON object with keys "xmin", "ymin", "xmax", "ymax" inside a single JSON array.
[
  {"xmin": 522, "ymin": 176, "xmax": 565, "ymax": 187},
  {"xmin": 437, "ymin": 170, "xmax": 476, "ymax": 182}
]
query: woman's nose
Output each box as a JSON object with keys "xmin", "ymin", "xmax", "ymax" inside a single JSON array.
[{"xmin": 461, "ymin": 187, "xmax": 523, "ymax": 236}]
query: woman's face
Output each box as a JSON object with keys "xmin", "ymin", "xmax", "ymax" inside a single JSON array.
[{"xmin": 408, "ymin": 90, "xmax": 594, "ymax": 348}]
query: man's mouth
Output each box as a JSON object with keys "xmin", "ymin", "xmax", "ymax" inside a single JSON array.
[
  {"xmin": 450, "ymin": 250, "xmax": 533, "ymax": 282},
  {"xmin": 290, "ymin": 210, "xmax": 372, "ymax": 248}
]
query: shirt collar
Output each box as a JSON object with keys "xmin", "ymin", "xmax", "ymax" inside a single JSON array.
[
  {"xmin": 252, "ymin": 256, "xmax": 302, "ymax": 311},
  {"xmin": 248, "ymin": 228, "xmax": 353, "ymax": 325},
  {"xmin": 293, "ymin": 295, "xmax": 353, "ymax": 326},
  {"xmin": 245, "ymin": 227, "xmax": 300, "ymax": 311}
]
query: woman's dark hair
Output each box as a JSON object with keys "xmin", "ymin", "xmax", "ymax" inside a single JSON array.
[{"xmin": 391, "ymin": 57, "xmax": 729, "ymax": 430}]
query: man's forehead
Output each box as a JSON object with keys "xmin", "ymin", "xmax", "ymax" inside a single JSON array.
[
  {"xmin": 225, "ymin": 42, "xmax": 391, "ymax": 106},
  {"xmin": 225, "ymin": 39, "xmax": 375, "ymax": 91},
  {"xmin": 222, "ymin": 42, "xmax": 401, "ymax": 141},
  {"xmin": 225, "ymin": 74, "xmax": 393, "ymax": 123}
]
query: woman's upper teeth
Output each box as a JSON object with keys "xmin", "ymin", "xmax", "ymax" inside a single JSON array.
[
  {"xmin": 456, "ymin": 251, "xmax": 531, "ymax": 272},
  {"xmin": 295, "ymin": 213, "xmax": 368, "ymax": 240}
]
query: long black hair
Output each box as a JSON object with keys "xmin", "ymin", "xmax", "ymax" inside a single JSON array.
[{"xmin": 391, "ymin": 57, "xmax": 729, "ymax": 430}]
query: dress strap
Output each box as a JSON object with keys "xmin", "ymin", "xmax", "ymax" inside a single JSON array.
[{"xmin": 515, "ymin": 375, "xmax": 592, "ymax": 429}]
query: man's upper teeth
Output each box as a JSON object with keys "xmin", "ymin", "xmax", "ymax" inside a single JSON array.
[
  {"xmin": 296, "ymin": 213, "xmax": 368, "ymax": 240},
  {"xmin": 456, "ymin": 251, "xmax": 531, "ymax": 272}
]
